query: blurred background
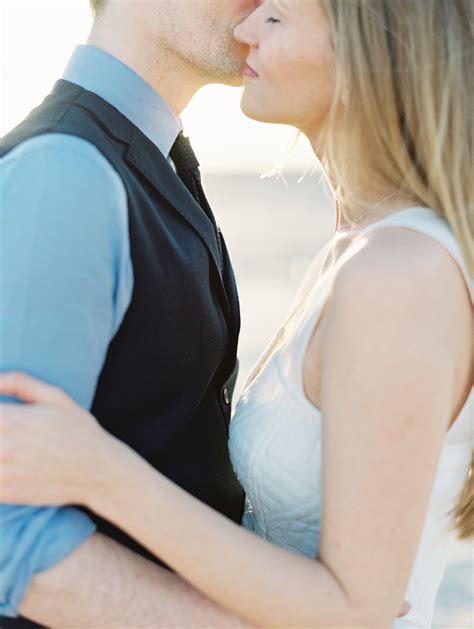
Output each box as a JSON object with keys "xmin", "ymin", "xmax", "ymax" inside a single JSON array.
[{"xmin": 1, "ymin": 2, "xmax": 472, "ymax": 626}]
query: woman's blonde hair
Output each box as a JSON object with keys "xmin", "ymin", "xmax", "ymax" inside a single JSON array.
[
  {"xmin": 90, "ymin": 0, "xmax": 107, "ymax": 16},
  {"xmin": 320, "ymin": 0, "xmax": 473, "ymax": 539}
]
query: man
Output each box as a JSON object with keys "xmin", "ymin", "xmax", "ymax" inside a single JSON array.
[{"xmin": 0, "ymin": 0, "xmax": 259, "ymax": 626}]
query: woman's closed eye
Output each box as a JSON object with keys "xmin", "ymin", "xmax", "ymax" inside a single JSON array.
[{"xmin": 266, "ymin": 17, "xmax": 281, "ymax": 24}]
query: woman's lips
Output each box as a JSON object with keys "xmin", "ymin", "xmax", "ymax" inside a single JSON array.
[{"xmin": 243, "ymin": 63, "xmax": 259, "ymax": 79}]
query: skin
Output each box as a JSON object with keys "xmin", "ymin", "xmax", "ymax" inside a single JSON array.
[
  {"xmin": 88, "ymin": 0, "xmax": 258, "ymax": 114},
  {"xmin": 236, "ymin": 0, "xmax": 337, "ymax": 131},
  {"xmin": 0, "ymin": 233, "xmax": 470, "ymax": 625},
  {"xmin": 1, "ymin": 0, "xmax": 471, "ymax": 625}
]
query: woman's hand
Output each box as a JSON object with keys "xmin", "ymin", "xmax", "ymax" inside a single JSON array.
[{"xmin": 0, "ymin": 372, "xmax": 118, "ymax": 507}]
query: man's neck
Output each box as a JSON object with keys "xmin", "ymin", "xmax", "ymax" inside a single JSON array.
[{"xmin": 87, "ymin": 21, "xmax": 207, "ymax": 117}]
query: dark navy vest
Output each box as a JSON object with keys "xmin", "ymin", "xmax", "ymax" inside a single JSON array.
[{"xmin": 0, "ymin": 80, "xmax": 244, "ymax": 628}]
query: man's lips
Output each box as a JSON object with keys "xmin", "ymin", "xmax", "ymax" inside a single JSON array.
[{"xmin": 243, "ymin": 62, "xmax": 259, "ymax": 79}]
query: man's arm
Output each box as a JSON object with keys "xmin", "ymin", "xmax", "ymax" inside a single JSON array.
[
  {"xmin": 21, "ymin": 533, "xmax": 246, "ymax": 627},
  {"xmin": 1, "ymin": 133, "xmax": 131, "ymax": 618},
  {"xmin": 0, "ymin": 135, "xmax": 245, "ymax": 626}
]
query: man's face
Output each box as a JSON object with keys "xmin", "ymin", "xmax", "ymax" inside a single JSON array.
[{"xmin": 152, "ymin": 0, "xmax": 261, "ymax": 85}]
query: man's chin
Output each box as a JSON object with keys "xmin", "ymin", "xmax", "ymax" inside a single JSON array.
[
  {"xmin": 226, "ymin": 73, "xmax": 244, "ymax": 88},
  {"xmin": 208, "ymin": 67, "xmax": 244, "ymax": 87}
]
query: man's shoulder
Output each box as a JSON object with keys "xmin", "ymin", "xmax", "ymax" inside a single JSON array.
[
  {"xmin": 1, "ymin": 133, "xmax": 118, "ymax": 179},
  {"xmin": 0, "ymin": 132, "xmax": 130, "ymax": 251},
  {"xmin": 1, "ymin": 133, "xmax": 127, "ymax": 209}
]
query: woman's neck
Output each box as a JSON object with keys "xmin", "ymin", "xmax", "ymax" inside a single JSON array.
[
  {"xmin": 335, "ymin": 195, "xmax": 425, "ymax": 233},
  {"xmin": 304, "ymin": 131, "xmax": 424, "ymax": 234}
]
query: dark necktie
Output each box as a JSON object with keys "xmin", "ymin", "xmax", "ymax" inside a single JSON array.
[{"xmin": 170, "ymin": 132, "xmax": 223, "ymax": 275}]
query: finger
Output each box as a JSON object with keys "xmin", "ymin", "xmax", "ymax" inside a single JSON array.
[
  {"xmin": 398, "ymin": 600, "xmax": 411, "ymax": 617},
  {"xmin": 0, "ymin": 372, "xmax": 66, "ymax": 405}
]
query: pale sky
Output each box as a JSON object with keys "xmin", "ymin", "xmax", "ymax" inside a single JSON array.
[{"xmin": 1, "ymin": 0, "xmax": 317, "ymax": 173}]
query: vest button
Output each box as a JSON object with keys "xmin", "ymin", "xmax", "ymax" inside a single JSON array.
[{"xmin": 222, "ymin": 387, "xmax": 231, "ymax": 405}]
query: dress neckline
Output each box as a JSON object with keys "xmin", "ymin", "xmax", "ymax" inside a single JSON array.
[{"xmin": 335, "ymin": 206, "xmax": 437, "ymax": 236}]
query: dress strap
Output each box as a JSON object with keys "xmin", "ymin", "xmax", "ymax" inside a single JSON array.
[{"xmin": 358, "ymin": 207, "xmax": 473, "ymax": 302}]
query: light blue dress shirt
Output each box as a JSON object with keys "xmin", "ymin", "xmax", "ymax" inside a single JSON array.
[{"xmin": 0, "ymin": 45, "xmax": 182, "ymax": 616}]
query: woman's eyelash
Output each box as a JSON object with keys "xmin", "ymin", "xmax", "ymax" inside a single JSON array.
[{"xmin": 266, "ymin": 17, "xmax": 281, "ymax": 24}]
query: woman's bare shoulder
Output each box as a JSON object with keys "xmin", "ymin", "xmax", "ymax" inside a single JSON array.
[
  {"xmin": 311, "ymin": 225, "xmax": 472, "ymax": 432},
  {"xmin": 333, "ymin": 226, "xmax": 471, "ymax": 316},
  {"xmin": 315, "ymin": 225, "xmax": 472, "ymax": 390}
]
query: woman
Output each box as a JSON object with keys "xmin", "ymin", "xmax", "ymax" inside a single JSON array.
[{"xmin": 0, "ymin": 0, "xmax": 472, "ymax": 627}]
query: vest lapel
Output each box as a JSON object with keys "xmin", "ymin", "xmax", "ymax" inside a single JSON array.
[
  {"xmin": 126, "ymin": 129, "xmax": 222, "ymax": 271},
  {"xmin": 62, "ymin": 81, "xmax": 238, "ymax": 337},
  {"xmin": 220, "ymin": 235, "xmax": 241, "ymax": 344},
  {"xmin": 125, "ymin": 128, "xmax": 235, "ymax": 328}
]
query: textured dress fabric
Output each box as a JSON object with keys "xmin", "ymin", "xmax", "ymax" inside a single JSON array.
[{"xmin": 229, "ymin": 208, "xmax": 473, "ymax": 628}]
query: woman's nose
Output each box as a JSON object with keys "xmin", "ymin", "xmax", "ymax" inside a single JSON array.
[{"xmin": 234, "ymin": 7, "xmax": 261, "ymax": 47}]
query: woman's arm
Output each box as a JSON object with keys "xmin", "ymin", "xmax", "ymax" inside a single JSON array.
[
  {"xmin": 85, "ymin": 231, "xmax": 472, "ymax": 626},
  {"xmin": 0, "ymin": 232, "xmax": 467, "ymax": 626}
]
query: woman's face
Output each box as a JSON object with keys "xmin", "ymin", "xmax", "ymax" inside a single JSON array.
[{"xmin": 234, "ymin": 0, "xmax": 337, "ymax": 136}]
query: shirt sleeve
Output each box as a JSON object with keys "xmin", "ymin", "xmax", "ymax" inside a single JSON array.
[{"xmin": 0, "ymin": 133, "xmax": 133, "ymax": 617}]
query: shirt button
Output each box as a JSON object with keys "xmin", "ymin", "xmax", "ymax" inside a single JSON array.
[{"xmin": 222, "ymin": 388, "xmax": 231, "ymax": 405}]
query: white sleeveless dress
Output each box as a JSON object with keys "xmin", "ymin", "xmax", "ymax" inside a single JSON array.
[{"xmin": 229, "ymin": 208, "xmax": 473, "ymax": 629}]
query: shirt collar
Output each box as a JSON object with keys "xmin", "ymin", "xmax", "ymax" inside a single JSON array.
[{"xmin": 62, "ymin": 45, "xmax": 182, "ymax": 158}]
